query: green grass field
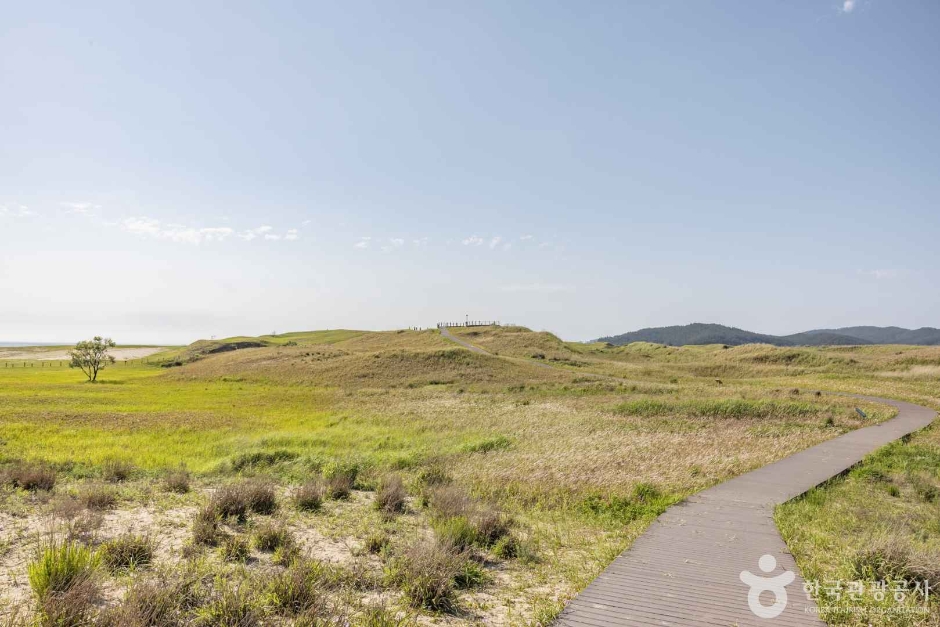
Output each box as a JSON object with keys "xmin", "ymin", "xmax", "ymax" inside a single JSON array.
[{"xmin": 1, "ymin": 327, "xmax": 937, "ymax": 625}]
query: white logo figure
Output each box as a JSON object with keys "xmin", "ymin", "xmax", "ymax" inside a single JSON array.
[{"xmin": 739, "ymin": 554, "xmax": 795, "ymax": 618}]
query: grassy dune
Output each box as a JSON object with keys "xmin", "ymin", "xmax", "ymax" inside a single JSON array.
[{"xmin": 0, "ymin": 327, "xmax": 937, "ymax": 624}]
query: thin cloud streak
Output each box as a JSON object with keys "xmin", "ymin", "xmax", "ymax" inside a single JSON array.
[
  {"xmin": 122, "ymin": 217, "xmax": 297, "ymax": 244},
  {"xmin": 0, "ymin": 204, "xmax": 36, "ymax": 218},
  {"xmin": 500, "ymin": 283, "xmax": 575, "ymax": 293}
]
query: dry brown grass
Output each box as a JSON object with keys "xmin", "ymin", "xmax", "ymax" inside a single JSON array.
[
  {"xmin": 293, "ymin": 480, "xmax": 325, "ymax": 511},
  {"xmin": 375, "ymin": 474, "xmax": 408, "ymax": 516},
  {"xmin": 2, "ymin": 462, "xmax": 56, "ymax": 492}
]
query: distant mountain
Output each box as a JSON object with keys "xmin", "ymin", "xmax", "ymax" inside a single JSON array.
[
  {"xmin": 596, "ymin": 324, "xmax": 791, "ymax": 347},
  {"xmin": 780, "ymin": 331, "xmax": 871, "ymax": 346},
  {"xmin": 803, "ymin": 326, "xmax": 940, "ymax": 345},
  {"xmin": 596, "ymin": 323, "xmax": 940, "ymax": 347}
]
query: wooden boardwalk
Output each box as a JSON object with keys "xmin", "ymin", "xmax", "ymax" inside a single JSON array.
[{"xmin": 554, "ymin": 396, "xmax": 936, "ymax": 626}]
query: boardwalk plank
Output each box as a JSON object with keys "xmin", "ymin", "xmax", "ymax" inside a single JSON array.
[{"xmin": 554, "ymin": 397, "xmax": 936, "ymax": 626}]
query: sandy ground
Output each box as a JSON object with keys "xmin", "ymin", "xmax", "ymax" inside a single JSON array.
[{"xmin": 0, "ymin": 347, "xmax": 166, "ymax": 361}]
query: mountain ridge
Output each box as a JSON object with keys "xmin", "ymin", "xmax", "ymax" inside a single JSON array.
[{"xmin": 596, "ymin": 323, "xmax": 940, "ymax": 347}]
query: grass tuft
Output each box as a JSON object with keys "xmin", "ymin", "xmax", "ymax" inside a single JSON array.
[
  {"xmin": 294, "ymin": 480, "xmax": 325, "ymax": 512},
  {"xmin": 194, "ymin": 579, "xmax": 261, "ymax": 626},
  {"xmin": 193, "ymin": 505, "xmax": 222, "ymax": 546},
  {"xmin": 386, "ymin": 539, "xmax": 464, "ymax": 611},
  {"xmin": 219, "ymin": 535, "xmax": 251, "ymax": 563},
  {"xmin": 374, "ymin": 474, "xmax": 408, "ymax": 516},
  {"xmin": 852, "ymin": 537, "xmax": 940, "ymax": 587},
  {"xmin": 2, "ymin": 462, "xmax": 57, "ymax": 491},
  {"xmin": 28, "ymin": 540, "xmax": 100, "ymax": 599},
  {"xmin": 102, "ymin": 458, "xmax": 135, "ymax": 483},
  {"xmin": 252, "ymin": 521, "xmax": 294, "ymax": 552},
  {"xmin": 80, "ymin": 483, "xmax": 119, "ymax": 510},
  {"xmin": 162, "ymin": 467, "xmax": 191, "ymax": 494},
  {"xmin": 265, "ymin": 560, "xmax": 330, "ymax": 616},
  {"xmin": 99, "ymin": 533, "xmax": 155, "ymax": 571}
]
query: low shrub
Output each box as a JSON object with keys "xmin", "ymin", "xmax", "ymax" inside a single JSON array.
[
  {"xmin": 272, "ymin": 542, "xmax": 302, "ymax": 567},
  {"xmin": 294, "ymin": 480, "xmax": 325, "ymax": 512},
  {"xmin": 99, "ymin": 533, "xmax": 155, "ymax": 571},
  {"xmin": 453, "ymin": 558, "xmax": 488, "ymax": 589},
  {"xmin": 416, "ymin": 465, "xmax": 451, "ymax": 488},
  {"xmin": 162, "ymin": 468, "xmax": 191, "ymax": 494},
  {"xmin": 365, "ymin": 532, "xmax": 390, "ymax": 555},
  {"xmin": 3, "ymin": 462, "xmax": 56, "ymax": 491},
  {"xmin": 910, "ymin": 474, "xmax": 939, "ymax": 503},
  {"xmin": 80, "ymin": 484, "xmax": 118, "ymax": 510},
  {"xmin": 433, "ymin": 517, "xmax": 478, "ymax": 552},
  {"xmin": 219, "ymin": 536, "xmax": 251, "ymax": 563},
  {"xmin": 253, "ymin": 521, "xmax": 293, "ymax": 552},
  {"xmin": 326, "ymin": 472, "xmax": 355, "ymax": 500},
  {"xmin": 427, "ymin": 486, "xmax": 474, "ymax": 520},
  {"xmin": 354, "ymin": 604, "xmax": 416, "ymax": 626},
  {"xmin": 471, "ymin": 509, "xmax": 512, "ymax": 547},
  {"xmin": 194, "ymin": 580, "xmax": 261, "ymax": 627},
  {"xmin": 209, "ymin": 480, "xmax": 278, "ymax": 520},
  {"xmin": 265, "ymin": 560, "xmax": 329, "ymax": 616},
  {"xmin": 102, "ymin": 458, "xmax": 135, "ymax": 483},
  {"xmin": 243, "ymin": 480, "xmax": 278, "ymax": 515},
  {"xmin": 852, "ymin": 537, "xmax": 940, "ymax": 588},
  {"xmin": 209, "ymin": 486, "xmax": 249, "ymax": 522},
  {"xmin": 492, "ymin": 534, "xmax": 538, "ymax": 564},
  {"xmin": 28, "ymin": 540, "xmax": 100, "ymax": 599},
  {"xmin": 37, "ymin": 577, "xmax": 98, "ymax": 627},
  {"xmin": 193, "ymin": 506, "xmax": 222, "ymax": 546},
  {"xmin": 100, "ymin": 576, "xmax": 183, "ymax": 626},
  {"xmin": 375, "ymin": 474, "xmax": 407, "ymax": 516},
  {"xmin": 386, "ymin": 540, "xmax": 463, "ymax": 611}
]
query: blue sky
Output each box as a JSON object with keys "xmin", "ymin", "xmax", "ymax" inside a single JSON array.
[{"xmin": 2, "ymin": 0, "xmax": 938, "ymax": 344}]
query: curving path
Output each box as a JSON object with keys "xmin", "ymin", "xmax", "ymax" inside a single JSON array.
[
  {"xmin": 438, "ymin": 330, "xmax": 937, "ymax": 625},
  {"xmin": 439, "ymin": 327, "xmax": 490, "ymax": 355}
]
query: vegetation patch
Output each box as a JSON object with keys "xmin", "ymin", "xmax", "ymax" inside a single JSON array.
[
  {"xmin": 99, "ymin": 533, "xmax": 155, "ymax": 571},
  {"xmin": 459, "ymin": 435, "xmax": 512, "ymax": 454}
]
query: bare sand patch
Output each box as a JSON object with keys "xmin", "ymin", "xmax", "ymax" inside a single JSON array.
[{"xmin": 0, "ymin": 347, "xmax": 166, "ymax": 361}]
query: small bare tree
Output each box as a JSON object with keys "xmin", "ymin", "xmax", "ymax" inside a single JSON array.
[{"xmin": 69, "ymin": 336, "xmax": 116, "ymax": 382}]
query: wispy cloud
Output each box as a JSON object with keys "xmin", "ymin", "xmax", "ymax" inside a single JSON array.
[
  {"xmin": 489, "ymin": 236, "xmax": 503, "ymax": 250},
  {"xmin": 380, "ymin": 238, "xmax": 405, "ymax": 252},
  {"xmin": 412, "ymin": 237, "xmax": 429, "ymax": 246},
  {"xmin": 60, "ymin": 201, "xmax": 99, "ymax": 216},
  {"xmin": 500, "ymin": 283, "xmax": 575, "ymax": 293},
  {"xmin": 858, "ymin": 269, "xmax": 898, "ymax": 279},
  {"xmin": 285, "ymin": 229, "xmax": 299, "ymax": 241},
  {"xmin": 354, "ymin": 237, "xmax": 371, "ymax": 249},
  {"xmin": 122, "ymin": 217, "xmax": 235, "ymax": 244},
  {"xmin": 842, "ymin": 0, "xmax": 855, "ymax": 12},
  {"xmin": 519, "ymin": 234, "xmax": 533, "ymax": 241},
  {"xmin": 462, "ymin": 235, "xmax": 484, "ymax": 246},
  {"xmin": 0, "ymin": 204, "xmax": 35, "ymax": 218},
  {"xmin": 237, "ymin": 225, "xmax": 273, "ymax": 241}
]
